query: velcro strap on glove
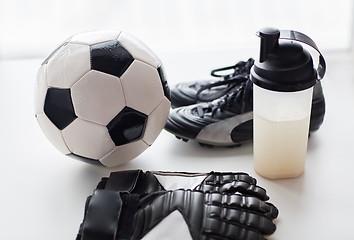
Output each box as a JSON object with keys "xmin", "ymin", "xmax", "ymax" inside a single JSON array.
[
  {"xmin": 97, "ymin": 170, "xmax": 164, "ymax": 194},
  {"xmin": 78, "ymin": 190, "xmax": 141, "ymax": 240},
  {"xmin": 78, "ymin": 190, "xmax": 122, "ymax": 240},
  {"xmin": 98, "ymin": 170, "xmax": 269, "ymax": 201}
]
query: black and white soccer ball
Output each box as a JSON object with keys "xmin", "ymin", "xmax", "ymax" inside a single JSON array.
[{"xmin": 34, "ymin": 31, "xmax": 171, "ymax": 167}]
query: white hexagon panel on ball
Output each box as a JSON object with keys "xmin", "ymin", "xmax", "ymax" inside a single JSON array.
[
  {"xmin": 62, "ymin": 118, "xmax": 115, "ymax": 161},
  {"xmin": 35, "ymin": 113, "xmax": 71, "ymax": 154},
  {"xmin": 69, "ymin": 30, "xmax": 121, "ymax": 46},
  {"xmin": 100, "ymin": 140, "xmax": 149, "ymax": 167},
  {"xmin": 71, "ymin": 70, "xmax": 126, "ymax": 126},
  {"xmin": 121, "ymin": 60, "xmax": 165, "ymax": 115},
  {"xmin": 118, "ymin": 31, "xmax": 162, "ymax": 68},
  {"xmin": 46, "ymin": 42, "xmax": 91, "ymax": 88},
  {"xmin": 143, "ymin": 97, "xmax": 171, "ymax": 145},
  {"xmin": 34, "ymin": 64, "xmax": 48, "ymax": 115}
]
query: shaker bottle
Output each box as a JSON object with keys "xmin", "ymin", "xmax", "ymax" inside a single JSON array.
[{"xmin": 250, "ymin": 28, "xmax": 326, "ymax": 179}]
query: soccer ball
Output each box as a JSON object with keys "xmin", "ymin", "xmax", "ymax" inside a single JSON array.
[{"xmin": 34, "ymin": 30, "xmax": 171, "ymax": 167}]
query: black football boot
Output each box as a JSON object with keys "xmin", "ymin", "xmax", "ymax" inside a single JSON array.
[
  {"xmin": 165, "ymin": 78, "xmax": 325, "ymax": 147},
  {"xmin": 170, "ymin": 58, "xmax": 255, "ymax": 108}
]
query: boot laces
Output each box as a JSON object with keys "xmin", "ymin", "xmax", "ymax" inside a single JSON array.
[
  {"xmin": 196, "ymin": 58, "xmax": 254, "ymax": 102},
  {"xmin": 196, "ymin": 78, "xmax": 253, "ymax": 118}
]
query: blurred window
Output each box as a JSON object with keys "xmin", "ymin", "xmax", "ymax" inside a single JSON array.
[{"xmin": 0, "ymin": 0, "xmax": 353, "ymax": 60}]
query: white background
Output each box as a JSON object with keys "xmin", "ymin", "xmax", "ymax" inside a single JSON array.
[
  {"xmin": 0, "ymin": 0, "xmax": 353, "ymax": 59},
  {"xmin": 1, "ymin": 1, "xmax": 354, "ymax": 239}
]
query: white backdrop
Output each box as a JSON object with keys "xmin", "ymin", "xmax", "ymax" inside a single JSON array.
[
  {"xmin": 0, "ymin": 0, "xmax": 353, "ymax": 60},
  {"xmin": 1, "ymin": 1, "xmax": 354, "ymax": 239}
]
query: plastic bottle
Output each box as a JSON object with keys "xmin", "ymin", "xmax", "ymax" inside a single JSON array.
[{"xmin": 250, "ymin": 28, "xmax": 326, "ymax": 179}]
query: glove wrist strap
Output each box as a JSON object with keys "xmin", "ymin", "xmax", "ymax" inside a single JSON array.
[{"xmin": 80, "ymin": 190, "xmax": 122, "ymax": 240}]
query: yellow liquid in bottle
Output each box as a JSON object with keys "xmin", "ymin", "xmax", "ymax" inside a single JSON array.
[{"xmin": 253, "ymin": 113, "xmax": 310, "ymax": 179}]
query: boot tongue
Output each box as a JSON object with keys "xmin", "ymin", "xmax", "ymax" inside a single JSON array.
[
  {"xmin": 194, "ymin": 79, "xmax": 253, "ymax": 119},
  {"xmin": 230, "ymin": 58, "xmax": 254, "ymax": 78},
  {"xmin": 218, "ymin": 80, "xmax": 253, "ymax": 115}
]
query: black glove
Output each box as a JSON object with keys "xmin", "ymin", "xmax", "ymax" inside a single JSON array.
[
  {"xmin": 77, "ymin": 170, "xmax": 278, "ymax": 240},
  {"xmin": 97, "ymin": 170, "xmax": 270, "ymax": 201}
]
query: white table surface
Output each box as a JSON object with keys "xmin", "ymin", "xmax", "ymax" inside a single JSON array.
[{"xmin": 1, "ymin": 49, "xmax": 354, "ymax": 240}]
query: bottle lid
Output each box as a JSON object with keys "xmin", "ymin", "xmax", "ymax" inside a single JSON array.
[{"xmin": 251, "ymin": 28, "xmax": 326, "ymax": 92}]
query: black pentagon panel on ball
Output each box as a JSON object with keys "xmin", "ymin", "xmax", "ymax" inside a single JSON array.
[
  {"xmin": 67, "ymin": 153, "xmax": 104, "ymax": 166},
  {"xmin": 157, "ymin": 65, "xmax": 171, "ymax": 101},
  {"xmin": 107, "ymin": 107, "xmax": 148, "ymax": 146},
  {"xmin": 90, "ymin": 41, "xmax": 134, "ymax": 78},
  {"xmin": 44, "ymin": 88, "xmax": 77, "ymax": 130}
]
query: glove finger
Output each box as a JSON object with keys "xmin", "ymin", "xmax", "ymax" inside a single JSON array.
[
  {"xmin": 220, "ymin": 181, "xmax": 269, "ymax": 201},
  {"xmin": 203, "ymin": 198, "xmax": 277, "ymax": 240},
  {"xmin": 207, "ymin": 204, "xmax": 277, "ymax": 234},
  {"xmin": 208, "ymin": 193, "xmax": 278, "ymax": 219},
  {"xmin": 197, "ymin": 172, "xmax": 269, "ymax": 201},
  {"xmin": 206, "ymin": 193, "xmax": 278, "ymax": 234},
  {"xmin": 203, "ymin": 216, "xmax": 267, "ymax": 240}
]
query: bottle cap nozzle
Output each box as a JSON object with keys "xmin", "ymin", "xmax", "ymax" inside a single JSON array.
[{"xmin": 257, "ymin": 28, "xmax": 280, "ymax": 62}]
